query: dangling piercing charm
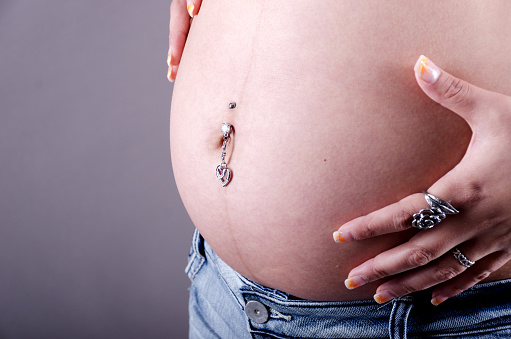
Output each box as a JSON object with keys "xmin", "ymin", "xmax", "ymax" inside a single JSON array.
[{"xmin": 216, "ymin": 123, "xmax": 233, "ymax": 187}]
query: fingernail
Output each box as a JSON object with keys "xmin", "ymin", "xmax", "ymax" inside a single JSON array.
[
  {"xmin": 344, "ymin": 276, "xmax": 367, "ymax": 290},
  {"xmin": 332, "ymin": 231, "xmax": 341, "ymax": 242},
  {"xmin": 167, "ymin": 67, "xmax": 174, "ymax": 82},
  {"xmin": 374, "ymin": 291, "xmax": 396, "ymax": 304},
  {"xmin": 431, "ymin": 296, "xmax": 447, "ymax": 306},
  {"xmin": 332, "ymin": 231, "xmax": 354, "ymax": 243},
  {"xmin": 187, "ymin": 1, "xmax": 195, "ymax": 17},
  {"xmin": 167, "ymin": 48, "xmax": 173, "ymax": 67},
  {"xmin": 414, "ymin": 55, "xmax": 440, "ymax": 84}
]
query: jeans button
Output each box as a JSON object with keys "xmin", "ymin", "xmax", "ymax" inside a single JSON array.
[{"xmin": 244, "ymin": 300, "xmax": 269, "ymax": 324}]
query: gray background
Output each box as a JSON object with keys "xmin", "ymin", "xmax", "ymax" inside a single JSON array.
[{"xmin": 0, "ymin": 1, "xmax": 193, "ymax": 338}]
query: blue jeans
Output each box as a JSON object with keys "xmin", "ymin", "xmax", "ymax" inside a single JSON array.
[{"xmin": 186, "ymin": 229, "xmax": 511, "ymax": 338}]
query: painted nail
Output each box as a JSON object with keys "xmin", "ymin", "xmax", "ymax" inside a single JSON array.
[
  {"xmin": 332, "ymin": 231, "xmax": 341, "ymax": 242},
  {"xmin": 344, "ymin": 276, "xmax": 367, "ymax": 290},
  {"xmin": 431, "ymin": 296, "xmax": 447, "ymax": 306},
  {"xmin": 414, "ymin": 55, "xmax": 440, "ymax": 84},
  {"xmin": 332, "ymin": 231, "xmax": 354, "ymax": 243},
  {"xmin": 187, "ymin": 1, "xmax": 195, "ymax": 17},
  {"xmin": 167, "ymin": 67, "xmax": 174, "ymax": 82},
  {"xmin": 167, "ymin": 49, "xmax": 173, "ymax": 67},
  {"xmin": 373, "ymin": 291, "xmax": 396, "ymax": 304}
]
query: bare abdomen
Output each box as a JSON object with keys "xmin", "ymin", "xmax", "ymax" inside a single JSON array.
[{"xmin": 170, "ymin": 0, "xmax": 511, "ymax": 300}]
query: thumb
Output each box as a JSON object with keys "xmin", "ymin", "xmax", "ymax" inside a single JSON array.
[{"xmin": 414, "ymin": 55, "xmax": 493, "ymax": 127}]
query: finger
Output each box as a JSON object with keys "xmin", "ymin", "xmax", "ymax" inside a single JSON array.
[
  {"xmin": 333, "ymin": 193, "xmax": 428, "ymax": 242},
  {"xmin": 186, "ymin": 0, "xmax": 203, "ymax": 18},
  {"xmin": 431, "ymin": 251, "xmax": 509, "ymax": 306},
  {"xmin": 413, "ymin": 55, "xmax": 503, "ymax": 128},
  {"xmin": 167, "ymin": 65, "xmax": 179, "ymax": 82},
  {"xmin": 344, "ymin": 225, "xmax": 465, "ymax": 289},
  {"xmin": 372, "ymin": 243, "xmax": 487, "ymax": 304},
  {"xmin": 169, "ymin": 0, "xmax": 191, "ymax": 67}
]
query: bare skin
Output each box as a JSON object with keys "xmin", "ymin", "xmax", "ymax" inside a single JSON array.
[
  {"xmin": 169, "ymin": 0, "xmax": 511, "ymax": 301},
  {"xmin": 337, "ymin": 58, "xmax": 511, "ymax": 305}
]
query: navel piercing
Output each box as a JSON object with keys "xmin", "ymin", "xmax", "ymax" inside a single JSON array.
[
  {"xmin": 216, "ymin": 123, "xmax": 233, "ymax": 187},
  {"xmin": 229, "ymin": 102, "xmax": 236, "ymax": 109}
]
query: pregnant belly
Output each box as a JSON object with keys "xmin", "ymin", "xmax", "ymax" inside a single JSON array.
[{"xmin": 170, "ymin": 0, "xmax": 511, "ymax": 300}]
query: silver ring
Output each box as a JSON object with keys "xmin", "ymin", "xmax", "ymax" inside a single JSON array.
[
  {"xmin": 411, "ymin": 192, "xmax": 459, "ymax": 230},
  {"xmin": 453, "ymin": 247, "xmax": 475, "ymax": 268}
]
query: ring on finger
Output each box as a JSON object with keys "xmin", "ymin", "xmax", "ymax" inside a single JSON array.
[
  {"xmin": 411, "ymin": 192, "xmax": 459, "ymax": 230},
  {"xmin": 453, "ymin": 247, "xmax": 475, "ymax": 268}
]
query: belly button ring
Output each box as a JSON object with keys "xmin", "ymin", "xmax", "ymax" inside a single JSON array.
[
  {"xmin": 216, "ymin": 122, "xmax": 233, "ymax": 187},
  {"xmin": 216, "ymin": 103, "xmax": 236, "ymax": 187}
]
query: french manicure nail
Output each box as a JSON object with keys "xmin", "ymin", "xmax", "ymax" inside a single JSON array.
[
  {"xmin": 332, "ymin": 231, "xmax": 354, "ymax": 243},
  {"xmin": 344, "ymin": 276, "xmax": 367, "ymax": 290},
  {"xmin": 414, "ymin": 55, "xmax": 440, "ymax": 84},
  {"xmin": 187, "ymin": 1, "xmax": 195, "ymax": 17},
  {"xmin": 431, "ymin": 296, "xmax": 447, "ymax": 306},
  {"xmin": 374, "ymin": 291, "xmax": 396, "ymax": 304},
  {"xmin": 333, "ymin": 231, "xmax": 341, "ymax": 242}
]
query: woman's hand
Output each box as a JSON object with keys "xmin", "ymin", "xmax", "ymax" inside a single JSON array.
[
  {"xmin": 334, "ymin": 55, "xmax": 511, "ymax": 306},
  {"xmin": 167, "ymin": 0, "xmax": 203, "ymax": 82}
]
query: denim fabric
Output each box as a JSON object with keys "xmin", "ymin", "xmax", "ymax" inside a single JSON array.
[{"xmin": 186, "ymin": 229, "xmax": 511, "ymax": 339}]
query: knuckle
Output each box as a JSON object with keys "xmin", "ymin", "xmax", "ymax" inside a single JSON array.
[
  {"xmin": 398, "ymin": 281, "xmax": 418, "ymax": 295},
  {"xmin": 449, "ymin": 286, "xmax": 465, "ymax": 297},
  {"xmin": 407, "ymin": 246, "xmax": 434, "ymax": 267},
  {"xmin": 359, "ymin": 217, "xmax": 378, "ymax": 239},
  {"xmin": 434, "ymin": 265, "xmax": 460, "ymax": 282},
  {"xmin": 445, "ymin": 175, "xmax": 486, "ymax": 213},
  {"xmin": 458, "ymin": 176, "xmax": 485, "ymax": 208},
  {"xmin": 440, "ymin": 77, "xmax": 471, "ymax": 106},
  {"xmin": 442, "ymin": 284, "xmax": 466, "ymax": 298},
  {"xmin": 474, "ymin": 218, "xmax": 496, "ymax": 232},
  {"xmin": 502, "ymin": 247, "xmax": 511, "ymax": 258},
  {"xmin": 475, "ymin": 271, "xmax": 491, "ymax": 282},
  {"xmin": 391, "ymin": 207, "xmax": 412, "ymax": 231},
  {"xmin": 370, "ymin": 263, "xmax": 390, "ymax": 280}
]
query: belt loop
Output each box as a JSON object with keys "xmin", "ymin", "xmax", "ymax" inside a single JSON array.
[
  {"xmin": 192, "ymin": 228, "xmax": 206, "ymax": 257},
  {"xmin": 389, "ymin": 296, "xmax": 414, "ymax": 339},
  {"xmin": 185, "ymin": 228, "xmax": 206, "ymax": 280}
]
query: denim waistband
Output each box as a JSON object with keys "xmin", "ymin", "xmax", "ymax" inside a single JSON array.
[{"xmin": 188, "ymin": 229, "xmax": 511, "ymax": 338}]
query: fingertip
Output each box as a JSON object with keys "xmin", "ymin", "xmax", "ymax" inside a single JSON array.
[
  {"xmin": 412, "ymin": 55, "xmax": 491, "ymax": 124},
  {"xmin": 167, "ymin": 65, "xmax": 178, "ymax": 82},
  {"xmin": 414, "ymin": 55, "xmax": 440, "ymax": 85},
  {"xmin": 187, "ymin": 1, "xmax": 195, "ymax": 17},
  {"xmin": 332, "ymin": 231, "xmax": 354, "ymax": 243},
  {"xmin": 345, "ymin": 276, "xmax": 367, "ymax": 289},
  {"xmin": 431, "ymin": 295, "xmax": 448, "ymax": 306},
  {"xmin": 373, "ymin": 290, "xmax": 396, "ymax": 304},
  {"xmin": 332, "ymin": 231, "xmax": 341, "ymax": 242},
  {"xmin": 167, "ymin": 46, "xmax": 180, "ymax": 67}
]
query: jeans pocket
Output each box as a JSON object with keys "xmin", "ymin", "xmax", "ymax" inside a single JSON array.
[{"xmin": 185, "ymin": 228, "xmax": 206, "ymax": 281}]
